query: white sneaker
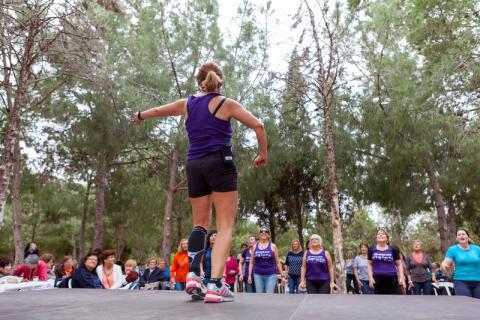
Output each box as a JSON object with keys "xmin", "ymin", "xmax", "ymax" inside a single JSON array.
[
  {"xmin": 204, "ymin": 282, "xmax": 234, "ymax": 303},
  {"xmin": 185, "ymin": 272, "xmax": 206, "ymax": 300}
]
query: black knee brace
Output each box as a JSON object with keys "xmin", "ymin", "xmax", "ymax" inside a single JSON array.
[{"xmin": 188, "ymin": 225, "xmax": 207, "ymax": 276}]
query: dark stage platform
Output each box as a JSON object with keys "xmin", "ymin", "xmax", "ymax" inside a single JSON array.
[{"xmin": 1, "ymin": 290, "xmax": 479, "ymax": 320}]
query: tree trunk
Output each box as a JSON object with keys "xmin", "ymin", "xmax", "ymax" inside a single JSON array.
[
  {"xmin": 294, "ymin": 191, "xmax": 304, "ymax": 248},
  {"xmin": 79, "ymin": 178, "xmax": 93, "ymax": 259},
  {"xmin": 323, "ymin": 101, "xmax": 346, "ymax": 294},
  {"xmin": 11, "ymin": 139, "xmax": 24, "ymax": 266},
  {"xmin": 115, "ymin": 223, "xmax": 126, "ymax": 261},
  {"xmin": 426, "ymin": 164, "xmax": 449, "ymax": 254},
  {"xmin": 161, "ymin": 148, "xmax": 179, "ymax": 261},
  {"xmin": 93, "ymin": 152, "xmax": 107, "ymax": 249},
  {"xmin": 447, "ymin": 196, "xmax": 457, "ymax": 245},
  {"xmin": 0, "ymin": 5, "xmax": 38, "ymax": 228}
]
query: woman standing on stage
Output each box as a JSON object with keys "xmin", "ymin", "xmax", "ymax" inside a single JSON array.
[
  {"xmin": 299, "ymin": 234, "xmax": 337, "ymax": 294},
  {"xmin": 442, "ymin": 229, "xmax": 480, "ymax": 299},
  {"xmin": 367, "ymin": 229, "xmax": 405, "ymax": 294},
  {"xmin": 285, "ymin": 239, "xmax": 304, "ymax": 294},
  {"xmin": 133, "ymin": 62, "xmax": 267, "ymax": 303}
]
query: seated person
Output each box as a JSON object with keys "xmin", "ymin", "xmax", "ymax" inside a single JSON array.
[
  {"xmin": 96, "ymin": 249, "xmax": 123, "ymax": 289},
  {"xmin": 121, "ymin": 259, "xmax": 140, "ymax": 289},
  {"xmin": 0, "ymin": 257, "xmax": 12, "ymax": 277},
  {"xmin": 55, "ymin": 255, "xmax": 75, "ymax": 280},
  {"xmin": 140, "ymin": 257, "xmax": 166, "ymax": 288},
  {"xmin": 71, "ymin": 253, "xmax": 103, "ymax": 289},
  {"xmin": 40, "ymin": 253, "xmax": 55, "ymax": 279},
  {"xmin": 158, "ymin": 258, "xmax": 171, "ymax": 290},
  {"xmin": 13, "ymin": 254, "xmax": 48, "ymax": 281}
]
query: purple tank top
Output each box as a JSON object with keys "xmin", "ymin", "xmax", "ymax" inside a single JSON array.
[
  {"xmin": 253, "ymin": 242, "xmax": 278, "ymax": 275},
  {"xmin": 185, "ymin": 93, "xmax": 233, "ymax": 160},
  {"xmin": 243, "ymin": 249, "xmax": 252, "ymax": 278},
  {"xmin": 305, "ymin": 250, "xmax": 330, "ymax": 281}
]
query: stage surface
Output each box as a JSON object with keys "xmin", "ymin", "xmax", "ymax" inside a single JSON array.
[{"xmin": 1, "ymin": 290, "xmax": 479, "ymax": 320}]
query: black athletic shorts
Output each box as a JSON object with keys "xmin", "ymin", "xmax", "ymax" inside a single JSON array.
[{"xmin": 186, "ymin": 152, "xmax": 238, "ymax": 198}]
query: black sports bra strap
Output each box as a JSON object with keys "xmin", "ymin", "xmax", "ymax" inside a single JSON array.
[{"xmin": 212, "ymin": 97, "xmax": 227, "ymax": 116}]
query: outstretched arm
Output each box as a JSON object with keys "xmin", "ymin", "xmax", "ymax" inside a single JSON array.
[{"xmin": 132, "ymin": 99, "xmax": 187, "ymax": 124}]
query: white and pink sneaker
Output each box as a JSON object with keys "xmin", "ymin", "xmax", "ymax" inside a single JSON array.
[
  {"xmin": 204, "ymin": 282, "xmax": 234, "ymax": 303},
  {"xmin": 185, "ymin": 272, "xmax": 205, "ymax": 300}
]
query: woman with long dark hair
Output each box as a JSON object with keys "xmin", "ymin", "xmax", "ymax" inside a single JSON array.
[{"xmin": 134, "ymin": 62, "xmax": 267, "ymax": 303}]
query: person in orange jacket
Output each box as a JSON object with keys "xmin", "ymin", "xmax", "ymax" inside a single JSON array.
[{"xmin": 170, "ymin": 239, "xmax": 189, "ymax": 291}]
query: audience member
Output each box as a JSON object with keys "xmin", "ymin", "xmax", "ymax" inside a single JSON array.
[
  {"xmin": 170, "ymin": 239, "xmax": 189, "ymax": 291},
  {"xmin": 140, "ymin": 257, "xmax": 165, "ymax": 288},
  {"xmin": 158, "ymin": 258, "xmax": 171, "ymax": 290},
  {"xmin": 0, "ymin": 257, "xmax": 12, "ymax": 277},
  {"xmin": 55, "ymin": 255, "xmax": 75, "ymax": 280},
  {"xmin": 285, "ymin": 239, "xmax": 303, "ymax": 294},
  {"xmin": 345, "ymin": 251, "xmax": 358, "ymax": 294},
  {"xmin": 367, "ymin": 229, "xmax": 405, "ymax": 295},
  {"xmin": 354, "ymin": 243, "xmax": 372, "ymax": 294},
  {"xmin": 248, "ymin": 227, "xmax": 285, "ymax": 293},
  {"xmin": 201, "ymin": 230, "xmax": 217, "ymax": 285},
  {"xmin": 96, "ymin": 249, "xmax": 123, "ymax": 289},
  {"xmin": 13, "ymin": 254, "xmax": 48, "ymax": 281},
  {"xmin": 225, "ymin": 252, "xmax": 239, "ymax": 291},
  {"xmin": 71, "ymin": 253, "xmax": 103, "ymax": 289},
  {"xmin": 406, "ymin": 240, "xmax": 435, "ymax": 295},
  {"xmin": 239, "ymin": 235, "xmax": 257, "ymax": 293},
  {"xmin": 122, "ymin": 259, "xmax": 140, "ymax": 289},
  {"xmin": 40, "ymin": 253, "xmax": 55, "ymax": 279},
  {"xmin": 300, "ymin": 234, "xmax": 337, "ymax": 294},
  {"xmin": 24, "ymin": 242, "xmax": 39, "ymax": 258},
  {"xmin": 442, "ymin": 229, "xmax": 480, "ymax": 299}
]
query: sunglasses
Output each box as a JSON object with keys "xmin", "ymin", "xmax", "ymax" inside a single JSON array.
[{"xmin": 259, "ymin": 230, "xmax": 269, "ymax": 234}]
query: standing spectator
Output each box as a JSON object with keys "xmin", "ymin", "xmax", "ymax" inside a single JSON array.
[
  {"xmin": 13, "ymin": 254, "xmax": 48, "ymax": 281},
  {"xmin": 248, "ymin": 227, "xmax": 285, "ymax": 293},
  {"xmin": 354, "ymin": 243, "xmax": 372, "ymax": 294},
  {"xmin": 55, "ymin": 255, "xmax": 75, "ymax": 280},
  {"xmin": 442, "ymin": 229, "xmax": 480, "ymax": 299},
  {"xmin": 300, "ymin": 234, "xmax": 337, "ymax": 294},
  {"xmin": 0, "ymin": 257, "xmax": 12, "ymax": 277},
  {"xmin": 345, "ymin": 251, "xmax": 358, "ymax": 294},
  {"xmin": 237, "ymin": 243, "xmax": 247, "ymax": 263},
  {"xmin": 24, "ymin": 242, "xmax": 39, "ymax": 258},
  {"xmin": 405, "ymin": 240, "xmax": 435, "ymax": 295},
  {"xmin": 239, "ymin": 235, "xmax": 256, "ymax": 293},
  {"xmin": 96, "ymin": 250, "xmax": 123, "ymax": 289},
  {"xmin": 367, "ymin": 229, "xmax": 405, "ymax": 295},
  {"xmin": 170, "ymin": 239, "xmax": 189, "ymax": 291},
  {"xmin": 201, "ymin": 230, "xmax": 217, "ymax": 285},
  {"xmin": 40, "ymin": 253, "xmax": 55, "ymax": 279},
  {"xmin": 285, "ymin": 239, "xmax": 303, "ymax": 294},
  {"xmin": 71, "ymin": 253, "xmax": 103, "ymax": 289},
  {"xmin": 225, "ymin": 252, "xmax": 239, "ymax": 291}
]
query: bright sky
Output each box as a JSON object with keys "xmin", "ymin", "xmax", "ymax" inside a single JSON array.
[{"xmin": 218, "ymin": 0, "xmax": 302, "ymax": 73}]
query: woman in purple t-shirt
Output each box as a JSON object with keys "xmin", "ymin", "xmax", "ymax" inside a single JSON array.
[
  {"xmin": 367, "ymin": 229, "xmax": 405, "ymax": 294},
  {"xmin": 248, "ymin": 227, "xmax": 285, "ymax": 293},
  {"xmin": 300, "ymin": 234, "xmax": 337, "ymax": 294},
  {"xmin": 133, "ymin": 62, "xmax": 268, "ymax": 303}
]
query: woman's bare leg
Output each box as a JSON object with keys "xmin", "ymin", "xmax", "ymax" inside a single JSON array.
[{"xmin": 210, "ymin": 191, "xmax": 238, "ymax": 279}]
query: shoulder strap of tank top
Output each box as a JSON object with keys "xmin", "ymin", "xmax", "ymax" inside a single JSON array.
[{"xmin": 212, "ymin": 97, "xmax": 227, "ymax": 116}]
